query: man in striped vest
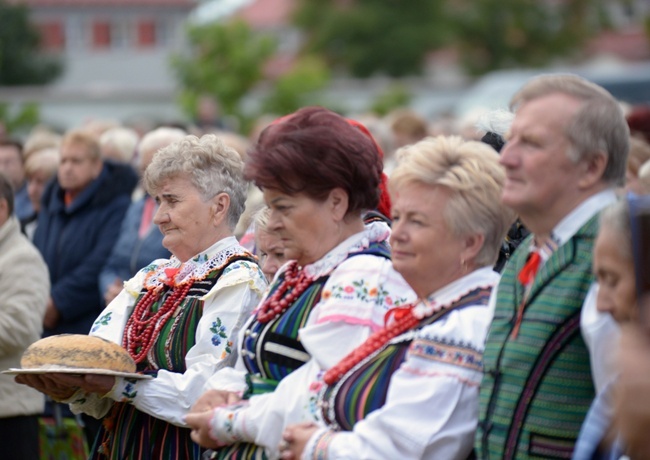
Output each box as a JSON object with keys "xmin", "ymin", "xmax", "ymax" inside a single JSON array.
[{"xmin": 476, "ymin": 74, "xmax": 630, "ymax": 459}]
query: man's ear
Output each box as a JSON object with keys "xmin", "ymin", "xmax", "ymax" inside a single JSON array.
[{"xmin": 577, "ymin": 151, "xmax": 608, "ymax": 190}]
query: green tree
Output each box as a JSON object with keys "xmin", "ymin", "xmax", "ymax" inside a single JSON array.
[
  {"xmin": 262, "ymin": 55, "xmax": 331, "ymax": 116},
  {"xmin": 0, "ymin": 102, "xmax": 40, "ymax": 135},
  {"xmin": 0, "ymin": 0, "xmax": 62, "ymax": 85},
  {"xmin": 450, "ymin": 0, "xmax": 609, "ymax": 74},
  {"xmin": 294, "ymin": 0, "xmax": 451, "ymax": 77},
  {"xmin": 173, "ymin": 19, "xmax": 276, "ymax": 124},
  {"xmin": 370, "ymin": 83, "xmax": 412, "ymax": 116}
]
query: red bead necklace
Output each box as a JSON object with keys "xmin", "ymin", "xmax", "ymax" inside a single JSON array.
[
  {"xmin": 256, "ymin": 261, "xmax": 313, "ymax": 323},
  {"xmin": 123, "ymin": 282, "xmax": 192, "ymax": 363},
  {"xmin": 323, "ymin": 303, "xmax": 419, "ymax": 386}
]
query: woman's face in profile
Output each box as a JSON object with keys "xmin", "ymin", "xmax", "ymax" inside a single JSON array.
[
  {"xmin": 262, "ymin": 188, "xmax": 340, "ymax": 267},
  {"xmin": 152, "ymin": 174, "xmax": 218, "ymax": 262},
  {"xmin": 594, "ymin": 224, "xmax": 638, "ymax": 324},
  {"xmin": 256, "ymin": 229, "xmax": 286, "ymax": 281}
]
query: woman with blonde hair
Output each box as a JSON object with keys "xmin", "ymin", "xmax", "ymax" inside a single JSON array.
[{"xmin": 280, "ymin": 135, "xmax": 514, "ymax": 459}]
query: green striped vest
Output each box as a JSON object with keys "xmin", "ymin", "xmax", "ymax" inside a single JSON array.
[{"xmin": 476, "ymin": 216, "xmax": 598, "ymax": 460}]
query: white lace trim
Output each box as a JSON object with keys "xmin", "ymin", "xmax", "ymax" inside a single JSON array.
[
  {"xmin": 142, "ymin": 239, "xmax": 253, "ymax": 290},
  {"xmin": 302, "ymin": 221, "xmax": 390, "ymax": 279}
]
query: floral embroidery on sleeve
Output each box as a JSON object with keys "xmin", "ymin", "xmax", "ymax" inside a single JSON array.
[
  {"xmin": 220, "ymin": 341, "xmax": 234, "ymax": 359},
  {"xmin": 121, "ymin": 381, "xmax": 138, "ymax": 401},
  {"xmin": 210, "ymin": 318, "xmax": 229, "ymax": 347},
  {"xmin": 92, "ymin": 312, "xmax": 113, "ymax": 332}
]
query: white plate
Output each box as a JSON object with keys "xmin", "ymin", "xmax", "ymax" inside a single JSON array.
[{"xmin": 2, "ymin": 366, "xmax": 153, "ymax": 380}]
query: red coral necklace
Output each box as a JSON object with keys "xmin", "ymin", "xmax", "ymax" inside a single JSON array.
[
  {"xmin": 256, "ymin": 261, "xmax": 313, "ymax": 323},
  {"xmin": 322, "ymin": 303, "xmax": 419, "ymax": 385},
  {"xmin": 123, "ymin": 269, "xmax": 192, "ymax": 363}
]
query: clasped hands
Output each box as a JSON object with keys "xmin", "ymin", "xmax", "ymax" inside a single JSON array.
[{"xmin": 185, "ymin": 389, "xmax": 243, "ymax": 448}]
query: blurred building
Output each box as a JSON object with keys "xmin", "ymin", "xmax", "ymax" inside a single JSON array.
[
  {"xmin": 2, "ymin": 0, "xmax": 649, "ymax": 130},
  {"xmin": 6, "ymin": 0, "xmax": 195, "ymax": 127}
]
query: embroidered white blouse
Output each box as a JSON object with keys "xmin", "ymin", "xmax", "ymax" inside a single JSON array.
[
  {"xmin": 204, "ymin": 222, "xmax": 417, "ymax": 456},
  {"xmin": 299, "ymin": 266, "xmax": 500, "ymax": 460},
  {"xmin": 67, "ymin": 236, "xmax": 268, "ymax": 427}
]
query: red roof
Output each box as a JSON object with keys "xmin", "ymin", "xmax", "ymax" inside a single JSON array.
[
  {"xmin": 236, "ymin": 0, "xmax": 294, "ymax": 28},
  {"xmin": 587, "ymin": 28, "xmax": 650, "ymax": 61},
  {"xmin": 14, "ymin": 0, "xmax": 195, "ymax": 7}
]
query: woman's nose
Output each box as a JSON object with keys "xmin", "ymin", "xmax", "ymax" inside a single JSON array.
[{"xmin": 153, "ymin": 203, "xmax": 168, "ymax": 225}]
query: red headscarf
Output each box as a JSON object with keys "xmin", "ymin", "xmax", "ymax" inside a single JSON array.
[{"xmin": 344, "ymin": 118, "xmax": 391, "ymax": 218}]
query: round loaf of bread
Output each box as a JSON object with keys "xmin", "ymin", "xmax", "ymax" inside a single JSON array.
[{"xmin": 21, "ymin": 334, "xmax": 136, "ymax": 373}]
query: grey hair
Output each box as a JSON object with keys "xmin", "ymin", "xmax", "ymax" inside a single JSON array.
[
  {"xmin": 599, "ymin": 199, "xmax": 632, "ymax": 261},
  {"xmin": 144, "ymin": 134, "xmax": 248, "ymax": 230},
  {"xmin": 511, "ymin": 74, "xmax": 630, "ymax": 186},
  {"xmin": 99, "ymin": 127, "xmax": 140, "ymax": 162},
  {"xmin": 391, "ymin": 135, "xmax": 515, "ymax": 267},
  {"xmin": 137, "ymin": 127, "xmax": 187, "ymax": 165}
]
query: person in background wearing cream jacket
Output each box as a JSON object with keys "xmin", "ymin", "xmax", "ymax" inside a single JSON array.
[{"xmin": 0, "ymin": 171, "xmax": 50, "ymax": 459}]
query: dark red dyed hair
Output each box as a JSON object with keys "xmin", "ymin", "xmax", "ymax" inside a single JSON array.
[{"xmin": 244, "ymin": 107, "xmax": 386, "ymax": 216}]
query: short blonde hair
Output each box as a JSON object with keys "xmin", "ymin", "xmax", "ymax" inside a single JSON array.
[
  {"xmin": 390, "ymin": 135, "xmax": 515, "ymax": 267},
  {"xmin": 627, "ymin": 136, "xmax": 650, "ymax": 178},
  {"xmin": 253, "ymin": 206, "xmax": 271, "ymax": 233},
  {"xmin": 144, "ymin": 134, "xmax": 247, "ymax": 230},
  {"xmin": 61, "ymin": 130, "xmax": 101, "ymax": 161},
  {"xmin": 25, "ymin": 148, "xmax": 60, "ymax": 178}
]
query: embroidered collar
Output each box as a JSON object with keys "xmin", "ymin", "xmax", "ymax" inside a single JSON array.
[
  {"xmin": 412, "ymin": 266, "xmax": 499, "ymax": 318},
  {"xmin": 142, "ymin": 236, "xmax": 252, "ymax": 290},
  {"xmin": 300, "ymin": 221, "xmax": 390, "ymax": 280}
]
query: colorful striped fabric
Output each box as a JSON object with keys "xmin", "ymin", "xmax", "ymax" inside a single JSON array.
[
  {"xmin": 477, "ymin": 216, "xmax": 599, "ymax": 460},
  {"xmin": 321, "ymin": 287, "xmax": 491, "ymax": 432},
  {"xmin": 90, "ymin": 256, "xmax": 254, "ymax": 460},
  {"xmin": 209, "ymin": 242, "xmax": 391, "ymax": 459}
]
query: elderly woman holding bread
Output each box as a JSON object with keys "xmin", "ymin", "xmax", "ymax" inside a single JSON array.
[{"xmin": 16, "ymin": 134, "xmax": 267, "ymax": 459}]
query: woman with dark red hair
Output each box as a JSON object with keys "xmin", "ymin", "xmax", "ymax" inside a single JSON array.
[{"xmin": 185, "ymin": 107, "xmax": 415, "ymax": 458}]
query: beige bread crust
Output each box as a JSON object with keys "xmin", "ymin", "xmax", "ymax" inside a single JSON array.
[{"xmin": 21, "ymin": 334, "xmax": 136, "ymax": 373}]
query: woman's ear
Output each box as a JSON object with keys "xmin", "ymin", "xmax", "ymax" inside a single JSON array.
[
  {"xmin": 328, "ymin": 188, "xmax": 350, "ymax": 222},
  {"xmin": 211, "ymin": 192, "xmax": 231, "ymax": 227},
  {"xmin": 461, "ymin": 232, "xmax": 485, "ymax": 266}
]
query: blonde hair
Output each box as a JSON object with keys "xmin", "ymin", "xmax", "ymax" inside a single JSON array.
[
  {"xmin": 144, "ymin": 134, "xmax": 247, "ymax": 230},
  {"xmin": 390, "ymin": 135, "xmax": 515, "ymax": 266},
  {"xmin": 627, "ymin": 137, "xmax": 650, "ymax": 178},
  {"xmin": 24, "ymin": 148, "xmax": 60, "ymax": 178},
  {"xmin": 23, "ymin": 130, "xmax": 62, "ymax": 159},
  {"xmin": 61, "ymin": 130, "xmax": 101, "ymax": 161},
  {"xmin": 253, "ymin": 206, "xmax": 271, "ymax": 233}
]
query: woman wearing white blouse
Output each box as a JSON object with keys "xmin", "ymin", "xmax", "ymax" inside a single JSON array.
[{"xmin": 279, "ymin": 135, "xmax": 515, "ymax": 460}]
